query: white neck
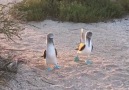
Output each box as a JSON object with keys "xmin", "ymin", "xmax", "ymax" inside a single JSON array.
[
  {"xmin": 85, "ymin": 33, "xmax": 92, "ymax": 47},
  {"xmin": 84, "ymin": 33, "xmax": 87, "ymax": 44}
]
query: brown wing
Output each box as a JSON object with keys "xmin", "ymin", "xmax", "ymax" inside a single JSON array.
[
  {"xmin": 42, "ymin": 50, "xmax": 46, "ymax": 59},
  {"xmin": 55, "ymin": 48, "xmax": 57, "ymax": 57},
  {"xmin": 75, "ymin": 43, "xmax": 85, "ymax": 51},
  {"xmin": 92, "ymin": 45, "xmax": 93, "ymax": 51}
]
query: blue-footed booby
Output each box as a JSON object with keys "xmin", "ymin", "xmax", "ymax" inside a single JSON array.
[
  {"xmin": 43, "ymin": 33, "xmax": 60, "ymax": 70},
  {"xmin": 75, "ymin": 31, "xmax": 93, "ymax": 64}
]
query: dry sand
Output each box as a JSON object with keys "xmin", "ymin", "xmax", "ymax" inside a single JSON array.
[{"xmin": 1, "ymin": 0, "xmax": 129, "ymax": 90}]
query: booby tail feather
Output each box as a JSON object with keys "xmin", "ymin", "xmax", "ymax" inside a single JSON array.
[{"xmin": 80, "ymin": 28, "xmax": 85, "ymax": 43}]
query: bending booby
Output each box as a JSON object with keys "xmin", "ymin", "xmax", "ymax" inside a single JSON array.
[
  {"xmin": 74, "ymin": 28, "xmax": 85, "ymax": 62},
  {"xmin": 43, "ymin": 33, "xmax": 60, "ymax": 70},
  {"xmin": 75, "ymin": 31, "xmax": 93, "ymax": 63}
]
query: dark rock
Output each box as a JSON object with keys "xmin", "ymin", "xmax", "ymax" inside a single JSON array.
[{"xmin": 7, "ymin": 61, "xmax": 18, "ymax": 73}]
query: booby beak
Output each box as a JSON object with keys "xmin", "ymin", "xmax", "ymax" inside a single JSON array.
[{"xmin": 47, "ymin": 33, "xmax": 54, "ymax": 44}]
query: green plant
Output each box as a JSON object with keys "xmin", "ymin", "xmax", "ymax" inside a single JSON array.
[
  {"xmin": 12, "ymin": 0, "xmax": 59, "ymax": 21},
  {"xmin": 0, "ymin": 4, "xmax": 23, "ymax": 40},
  {"xmin": 59, "ymin": 0, "xmax": 124, "ymax": 22},
  {"xmin": 11, "ymin": 0, "xmax": 128, "ymax": 22},
  {"xmin": 118, "ymin": 0, "xmax": 129, "ymax": 12}
]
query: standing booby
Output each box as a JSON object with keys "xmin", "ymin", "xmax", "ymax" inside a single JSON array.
[
  {"xmin": 75, "ymin": 31, "xmax": 93, "ymax": 64},
  {"xmin": 43, "ymin": 33, "xmax": 60, "ymax": 70}
]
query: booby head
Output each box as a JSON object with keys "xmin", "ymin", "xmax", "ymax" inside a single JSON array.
[
  {"xmin": 85, "ymin": 31, "xmax": 92, "ymax": 47},
  {"xmin": 86, "ymin": 31, "xmax": 92, "ymax": 40},
  {"xmin": 47, "ymin": 33, "xmax": 54, "ymax": 44}
]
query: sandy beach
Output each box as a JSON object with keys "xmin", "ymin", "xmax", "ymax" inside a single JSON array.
[{"xmin": 0, "ymin": 0, "xmax": 129, "ymax": 90}]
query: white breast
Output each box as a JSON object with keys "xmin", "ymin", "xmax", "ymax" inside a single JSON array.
[
  {"xmin": 83, "ymin": 40, "xmax": 92, "ymax": 54},
  {"xmin": 46, "ymin": 44, "xmax": 57, "ymax": 65}
]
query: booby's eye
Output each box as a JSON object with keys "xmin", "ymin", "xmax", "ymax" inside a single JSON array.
[
  {"xmin": 86, "ymin": 32, "xmax": 92, "ymax": 38},
  {"xmin": 47, "ymin": 33, "xmax": 54, "ymax": 39},
  {"xmin": 49, "ymin": 35, "xmax": 54, "ymax": 39}
]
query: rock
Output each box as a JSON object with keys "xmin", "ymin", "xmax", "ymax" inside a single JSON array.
[
  {"xmin": 7, "ymin": 60, "xmax": 18, "ymax": 73},
  {"xmin": 0, "ymin": 56, "xmax": 18, "ymax": 73},
  {"xmin": 0, "ymin": 56, "xmax": 11, "ymax": 70}
]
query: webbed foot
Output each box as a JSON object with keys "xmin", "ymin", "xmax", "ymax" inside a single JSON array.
[
  {"xmin": 85, "ymin": 60, "xmax": 93, "ymax": 65},
  {"xmin": 47, "ymin": 67, "xmax": 53, "ymax": 71},
  {"xmin": 54, "ymin": 65, "xmax": 61, "ymax": 69},
  {"xmin": 74, "ymin": 56, "xmax": 79, "ymax": 62}
]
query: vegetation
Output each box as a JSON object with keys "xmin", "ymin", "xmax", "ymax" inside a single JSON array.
[
  {"xmin": 0, "ymin": 4, "xmax": 23, "ymax": 85},
  {"xmin": 59, "ymin": 0, "xmax": 123, "ymax": 22},
  {"xmin": 0, "ymin": 56, "xmax": 17, "ymax": 85},
  {"xmin": 0, "ymin": 4, "xmax": 23, "ymax": 40},
  {"xmin": 118, "ymin": 0, "xmax": 129, "ymax": 13},
  {"xmin": 11, "ymin": 0, "xmax": 129, "ymax": 23}
]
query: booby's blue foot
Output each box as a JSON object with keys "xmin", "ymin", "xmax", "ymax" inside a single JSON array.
[
  {"xmin": 85, "ymin": 60, "xmax": 93, "ymax": 65},
  {"xmin": 47, "ymin": 67, "xmax": 53, "ymax": 71},
  {"xmin": 54, "ymin": 65, "xmax": 61, "ymax": 69},
  {"xmin": 74, "ymin": 56, "xmax": 79, "ymax": 62}
]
